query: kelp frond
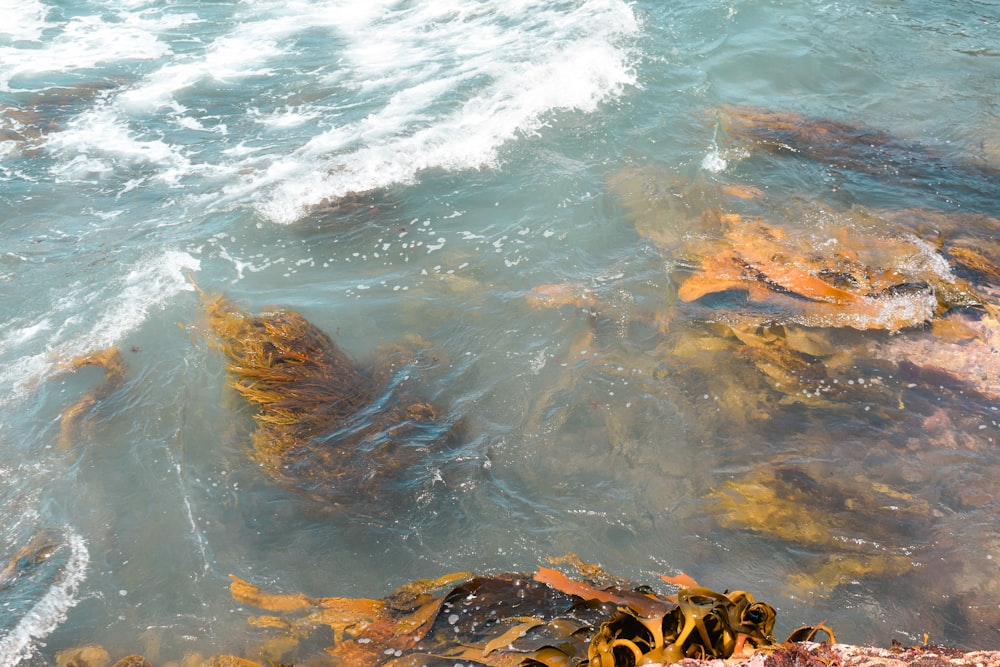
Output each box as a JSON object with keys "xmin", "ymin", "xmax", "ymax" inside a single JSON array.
[{"xmin": 57, "ymin": 347, "xmax": 127, "ymax": 451}]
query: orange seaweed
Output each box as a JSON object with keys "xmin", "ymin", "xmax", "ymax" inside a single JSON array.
[
  {"xmin": 57, "ymin": 347, "xmax": 127, "ymax": 451},
  {"xmin": 670, "ymin": 209, "xmax": 981, "ymax": 331},
  {"xmin": 56, "ymin": 567, "xmax": 827, "ymax": 665},
  {"xmin": 533, "ymin": 566, "xmax": 669, "ymax": 617},
  {"xmin": 525, "ymin": 282, "xmax": 597, "ymax": 309},
  {"xmin": 229, "ymin": 575, "xmax": 316, "ymax": 613},
  {"xmin": 661, "ymin": 572, "xmax": 701, "ymax": 589},
  {"xmin": 227, "ymin": 567, "xmax": 803, "ymax": 666}
]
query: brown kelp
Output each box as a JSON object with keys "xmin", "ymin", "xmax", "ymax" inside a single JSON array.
[
  {"xmin": 193, "ymin": 287, "xmax": 461, "ymax": 510},
  {"xmin": 57, "ymin": 347, "xmax": 128, "ymax": 451},
  {"xmin": 224, "ymin": 557, "xmax": 826, "ymax": 666},
  {"xmin": 714, "ymin": 105, "xmax": 1000, "ymax": 215}
]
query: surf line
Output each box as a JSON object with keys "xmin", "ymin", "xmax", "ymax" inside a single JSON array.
[{"xmin": 0, "ymin": 530, "xmax": 90, "ymax": 667}]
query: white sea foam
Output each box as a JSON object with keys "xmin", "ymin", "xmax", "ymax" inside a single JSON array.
[
  {"xmin": 0, "ymin": 0, "xmax": 48, "ymax": 43},
  {"xmin": 117, "ymin": 29, "xmax": 285, "ymax": 114},
  {"xmin": 46, "ymin": 106, "xmax": 192, "ymax": 179},
  {"xmin": 224, "ymin": 0, "xmax": 640, "ymax": 223},
  {"xmin": 0, "ymin": 9, "xmax": 179, "ymax": 91},
  {"xmin": 701, "ymin": 150, "xmax": 728, "ymax": 173},
  {"xmin": 4, "ymin": 0, "xmax": 637, "ymax": 223},
  {"xmin": 0, "ymin": 250, "xmax": 200, "ymax": 409},
  {"xmin": 0, "ymin": 530, "xmax": 89, "ymax": 667}
]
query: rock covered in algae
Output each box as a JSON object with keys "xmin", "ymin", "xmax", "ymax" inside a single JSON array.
[
  {"xmin": 602, "ymin": 165, "xmax": 1000, "ymax": 414},
  {"xmin": 50, "ymin": 642, "xmax": 1000, "ymax": 667},
  {"xmin": 0, "ymin": 531, "xmax": 59, "ymax": 592},
  {"xmin": 720, "ymin": 644, "xmax": 1000, "ymax": 667},
  {"xmin": 53, "ymin": 648, "xmax": 261, "ymax": 667},
  {"xmin": 55, "ymin": 645, "xmax": 111, "ymax": 667},
  {"xmin": 194, "ymin": 288, "xmax": 462, "ymax": 512},
  {"xmin": 614, "ymin": 180, "xmax": 988, "ymax": 333},
  {"xmin": 224, "ymin": 556, "xmax": 830, "ymax": 666}
]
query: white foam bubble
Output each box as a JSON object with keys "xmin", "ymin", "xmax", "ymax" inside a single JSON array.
[
  {"xmin": 0, "ymin": 530, "xmax": 89, "ymax": 667},
  {"xmin": 0, "ymin": 250, "xmax": 200, "ymax": 409},
  {"xmin": 0, "ymin": 318, "xmax": 52, "ymax": 349},
  {"xmin": 701, "ymin": 150, "xmax": 728, "ymax": 173}
]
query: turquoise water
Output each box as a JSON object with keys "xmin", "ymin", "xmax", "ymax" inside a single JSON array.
[{"xmin": 2, "ymin": 0, "xmax": 1000, "ymax": 663}]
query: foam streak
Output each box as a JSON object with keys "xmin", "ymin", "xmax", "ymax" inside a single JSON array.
[{"xmin": 0, "ymin": 530, "xmax": 89, "ymax": 667}]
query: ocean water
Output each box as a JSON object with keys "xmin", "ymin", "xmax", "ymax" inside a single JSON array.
[{"xmin": 2, "ymin": 0, "xmax": 1000, "ymax": 663}]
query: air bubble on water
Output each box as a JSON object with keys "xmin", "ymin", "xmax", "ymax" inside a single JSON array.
[{"xmin": 701, "ymin": 150, "xmax": 727, "ymax": 173}]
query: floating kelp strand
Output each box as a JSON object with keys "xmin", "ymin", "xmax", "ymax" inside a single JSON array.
[{"xmin": 56, "ymin": 347, "xmax": 128, "ymax": 451}]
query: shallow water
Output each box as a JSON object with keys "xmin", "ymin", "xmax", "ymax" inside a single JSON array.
[{"xmin": 2, "ymin": 0, "xmax": 1000, "ymax": 663}]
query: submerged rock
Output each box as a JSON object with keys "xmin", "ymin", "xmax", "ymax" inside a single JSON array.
[
  {"xmin": 541, "ymin": 161, "xmax": 1000, "ymax": 603},
  {"xmin": 714, "ymin": 105, "xmax": 1000, "ymax": 215},
  {"xmin": 0, "ymin": 531, "xmax": 59, "ymax": 593},
  {"xmin": 1, "ymin": 80, "xmax": 124, "ymax": 154}
]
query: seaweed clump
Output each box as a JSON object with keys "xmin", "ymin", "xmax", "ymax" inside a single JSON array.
[
  {"xmin": 224, "ymin": 557, "xmax": 828, "ymax": 666},
  {"xmin": 194, "ymin": 288, "xmax": 461, "ymax": 509}
]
